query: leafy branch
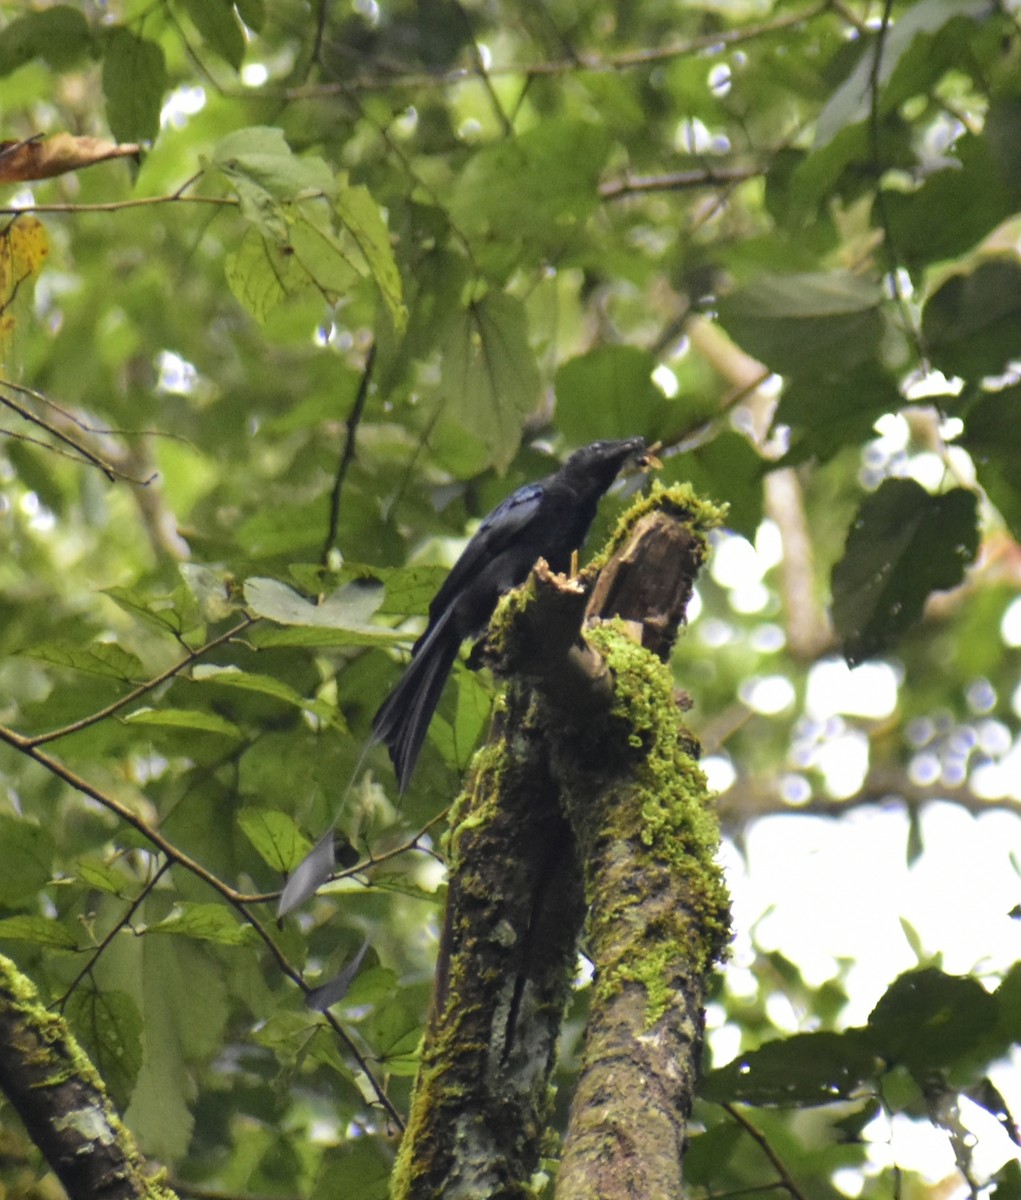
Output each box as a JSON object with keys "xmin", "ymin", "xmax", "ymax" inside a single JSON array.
[
  {"xmin": 26, "ymin": 617, "xmax": 257, "ymax": 746},
  {"xmin": 285, "ymin": 3, "xmax": 831, "ymax": 95},
  {"xmin": 0, "ymin": 719, "xmax": 406, "ymax": 1129}
]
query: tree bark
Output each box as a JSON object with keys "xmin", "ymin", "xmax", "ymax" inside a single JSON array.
[
  {"xmin": 0, "ymin": 953, "xmax": 176, "ymax": 1200},
  {"xmin": 392, "ymin": 484, "xmax": 731, "ymax": 1199}
]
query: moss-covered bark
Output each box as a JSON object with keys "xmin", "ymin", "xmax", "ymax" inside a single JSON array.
[
  {"xmin": 0, "ymin": 954, "xmax": 177, "ymax": 1200},
  {"xmin": 392, "ymin": 485, "xmax": 730, "ymax": 1199}
]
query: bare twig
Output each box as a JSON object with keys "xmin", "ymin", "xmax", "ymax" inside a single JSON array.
[
  {"xmin": 0, "ymin": 194, "xmax": 236, "ymax": 217},
  {"xmin": 724, "ymin": 1104, "xmax": 811, "ymax": 1200},
  {"xmin": 321, "ymin": 341, "xmax": 376, "ymax": 565},
  {"xmin": 600, "ymin": 164, "xmax": 763, "ymax": 199}
]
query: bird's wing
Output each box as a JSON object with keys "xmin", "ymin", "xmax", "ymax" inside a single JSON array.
[{"xmin": 424, "ymin": 480, "xmax": 546, "ymax": 621}]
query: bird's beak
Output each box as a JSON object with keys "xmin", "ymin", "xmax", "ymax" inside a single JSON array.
[{"xmin": 636, "ymin": 441, "xmax": 663, "ymax": 471}]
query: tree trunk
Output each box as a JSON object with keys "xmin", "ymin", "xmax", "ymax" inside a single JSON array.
[{"xmin": 392, "ymin": 485, "xmax": 731, "ymax": 1198}]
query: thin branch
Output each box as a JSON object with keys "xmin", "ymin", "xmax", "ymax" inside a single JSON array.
[
  {"xmin": 54, "ymin": 861, "xmax": 172, "ymax": 1008},
  {"xmin": 0, "ymin": 726, "xmax": 250, "ymax": 902},
  {"xmin": 867, "ymin": 0, "xmax": 926, "ymax": 363},
  {"xmin": 0, "ymin": 722, "xmax": 405, "ymax": 1130},
  {"xmin": 450, "ymin": 0, "xmax": 513, "ymax": 136},
  {"xmin": 0, "ymin": 388, "xmax": 121, "ymax": 481},
  {"xmin": 724, "ymin": 1104, "xmax": 811, "ymax": 1200},
  {"xmin": 26, "ymin": 616, "xmax": 257, "ymax": 747},
  {"xmin": 309, "ymin": 0, "xmax": 329, "ymax": 71},
  {"xmin": 321, "ymin": 341, "xmax": 376, "ymax": 566},
  {"xmin": 285, "ymin": 3, "xmax": 829, "ymax": 96},
  {"xmin": 240, "ymin": 904, "xmax": 406, "ymax": 1131},
  {"xmin": 0, "ymin": 194, "xmax": 236, "ymax": 216},
  {"xmin": 600, "ymin": 164, "xmax": 764, "ymax": 199}
]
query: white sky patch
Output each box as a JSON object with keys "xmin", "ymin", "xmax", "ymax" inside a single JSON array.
[
  {"xmin": 156, "ymin": 349, "xmax": 198, "ymax": 395},
  {"xmin": 903, "ymin": 367, "xmax": 964, "ymax": 401},
  {"xmin": 651, "ymin": 362, "xmax": 679, "ymax": 398},
  {"xmin": 242, "ymin": 62, "xmax": 269, "ymax": 87},
  {"xmin": 701, "ymin": 754, "xmax": 736, "ymax": 793},
  {"xmin": 711, "ymin": 534, "xmax": 761, "ymax": 588},
  {"xmin": 739, "ymin": 674, "xmax": 795, "ymax": 715},
  {"xmin": 900, "ymin": 450, "xmax": 947, "ymax": 490},
  {"xmin": 160, "ymin": 86, "xmax": 206, "ymax": 129},
  {"xmin": 814, "ymin": 727, "xmax": 869, "ymax": 798},
  {"xmin": 1001, "ymin": 596, "xmax": 1021, "ymax": 646},
  {"xmin": 806, "ymin": 658, "xmax": 900, "ymax": 719},
  {"xmin": 872, "ymin": 412, "xmax": 910, "ymax": 451},
  {"xmin": 754, "ymin": 519, "xmax": 783, "ymax": 568}
]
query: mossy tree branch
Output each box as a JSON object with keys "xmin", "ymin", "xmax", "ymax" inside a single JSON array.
[
  {"xmin": 392, "ymin": 486, "xmax": 730, "ymax": 1199},
  {"xmin": 0, "ymin": 954, "xmax": 177, "ymax": 1200}
]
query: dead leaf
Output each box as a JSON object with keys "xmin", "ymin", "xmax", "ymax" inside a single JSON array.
[{"xmin": 0, "ymin": 134, "xmax": 140, "ymax": 183}]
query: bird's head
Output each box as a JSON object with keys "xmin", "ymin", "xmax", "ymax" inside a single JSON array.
[{"xmin": 561, "ymin": 436, "xmax": 660, "ymax": 493}]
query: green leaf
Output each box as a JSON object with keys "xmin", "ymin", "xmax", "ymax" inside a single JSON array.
[
  {"xmin": 234, "ymin": 0, "xmax": 265, "ymax": 31},
  {"xmin": 191, "ymin": 665, "xmax": 340, "ymax": 725},
  {"xmin": 66, "ymin": 988, "xmax": 143, "ymax": 1109},
  {"xmin": 102, "ymin": 583, "xmax": 194, "ymax": 639},
  {"xmin": 243, "ymin": 577, "xmax": 384, "ymax": 629},
  {"xmin": 148, "ymin": 902, "xmax": 257, "ymax": 946},
  {"xmin": 238, "ymin": 808, "xmax": 310, "ymax": 872},
  {"xmin": 76, "ymin": 859, "xmax": 131, "ymax": 897},
  {"xmin": 0, "ymin": 915, "xmax": 77, "ymax": 948},
  {"xmin": 989, "ymin": 1160, "xmax": 1021, "ymax": 1200},
  {"xmin": 961, "ymin": 388, "xmax": 1021, "ymax": 542},
  {"xmin": 178, "ymin": 0, "xmax": 245, "ymax": 69},
  {"xmin": 102, "ymin": 27, "xmax": 167, "ymax": 144},
  {"xmin": 288, "ymin": 564, "xmax": 449, "ymax": 618},
  {"xmin": 774, "ymin": 363, "xmax": 903, "ymax": 465},
  {"xmin": 665, "ymin": 433, "xmax": 762, "ymax": 540},
  {"xmin": 439, "ymin": 292, "xmax": 540, "ymax": 471},
  {"xmin": 23, "ymin": 639, "xmax": 144, "ymax": 681},
  {"xmin": 866, "ymin": 967, "xmax": 998, "ymax": 1076},
  {"xmin": 123, "ymin": 707, "xmax": 244, "ymax": 738},
  {"xmin": 879, "ymin": 127, "xmax": 1021, "ymax": 271},
  {"xmin": 717, "ymin": 272, "xmax": 884, "ymax": 376},
  {"xmin": 334, "ymin": 181, "xmax": 407, "ymax": 330},
  {"xmin": 314, "ymin": 1139, "xmax": 393, "ymax": 1200},
  {"xmin": 224, "ymin": 225, "xmax": 308, "ymax": 323},
  {"xmin": 123, "ymin": 938, "xmax": 208, "ymax": 1159},
  {"xmin": 831, "ymin": 480, "xmax": 979, "ymax": 664},
  {"xmin": 0, "ymin": 817, "xmax": 54, "ymax": 907},
  {"xmin": 213, "ymin": 126, "xmax": 334, "ymax": 210},
  {"xmin": 555, "ymin": 345, "xmax": 675, "ymax": 445},
  {"xmin": 286, "ymin": 210, "xmax": 363, "ymax": 291},
  {"xmin": 450, "ymin": 118, "xmax": 611, "ymax": 245},
  {"xmin": 922, "ymin": 259, "xmax": 1021, "ymax": 380},
  {"xmin": 814, "ymin": 0, "xmax": 992, "ymax": 149},
  {"xmin": 700, "ymin": 1030, "xmax": 878, "ymax": 1106},
  {"xmin": 0, "ymin": 5, "xmax": 92, "ymax": 74}
]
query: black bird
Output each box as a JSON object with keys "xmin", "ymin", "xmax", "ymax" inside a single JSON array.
[
  {"xmin": 372, "ymin": 436, "xmax": 649, "ymax": 793},
  {"xmin": 277, "ymin": 437, "xmax": 649, "ymax": 918}
]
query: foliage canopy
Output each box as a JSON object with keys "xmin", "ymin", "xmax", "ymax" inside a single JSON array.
[{"xmin": 0, "ymin": 0, "xmax": 1020, "ymax": 1195}]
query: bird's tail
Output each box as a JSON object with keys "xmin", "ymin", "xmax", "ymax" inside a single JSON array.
[{"xmin": 372, "ymin": 610, "xmax": 461, "ymax": 793}]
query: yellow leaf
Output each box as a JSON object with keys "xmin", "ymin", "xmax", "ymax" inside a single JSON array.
[{"xmin": 0, "ymin": 215, "xmax": 50, "ymax": 367}]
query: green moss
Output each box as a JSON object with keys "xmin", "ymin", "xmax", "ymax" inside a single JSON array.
[
  {"xmin": 0, "ymin": 955, "xmax": 175, "ymax": 1200},
  {"xmin": 577, "ymin": 622, "xmax": 732, "ymax": 1024},
  {"xmin": 585, "ymin": 481, "xmax": 728, "ymax": 577}
]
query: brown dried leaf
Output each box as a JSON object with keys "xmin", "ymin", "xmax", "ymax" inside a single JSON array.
[{"xmin": 0, "ymin": 134, "xmax": 140, "ymax": 182}]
